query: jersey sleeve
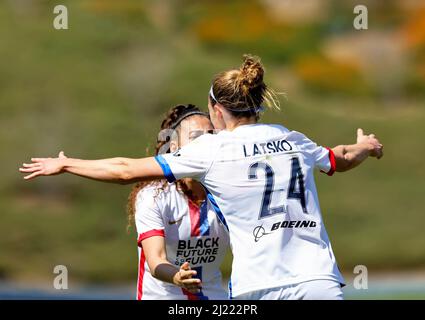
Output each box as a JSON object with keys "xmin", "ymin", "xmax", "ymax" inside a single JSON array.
[
  {"xmin": 134, "ymin": 186, "xmax": 166, "ymax": 247},
  {"xmin": 295, "ymin": 132, "xmax": 336, "ymax": 176},
  {"xmin": 154, "ymin": 134, "xmax": 219, "ymax": 183}
]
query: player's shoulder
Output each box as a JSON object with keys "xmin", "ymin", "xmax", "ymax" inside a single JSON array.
[
  {"xmin": 266, "ymin": 123, "xmax": 291, "ymax": 131},
  {"xmin": 282, "ymin": 127, "xmax": 320, "ymax": 144},
  {"xmin": 134, "ymin": 182, "xmax": 187, "ymax": 220},
  {"xmin": 286, "ymin": 130, "xmax": 309, "ymax": 141},
  {"xmin": 135, "ymin": 181, "xmax": 175, "ymax": 203},
  {"xmin": 264, "ymin": 125, "xmax": 316, "ymax": 148},
  {"xmin": 264, "ymin": 123, "xmax": 292, "ymax": 136},
  {"xmin": 285, "ymin": 130, "xmax": 323, "ymax": 154},
  {"xmin": 241, "ymin": 123, "xmax": 291, "ymax": 135}
]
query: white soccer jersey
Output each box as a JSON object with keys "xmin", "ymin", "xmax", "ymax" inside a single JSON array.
[
  {"xmin": 155, "ymin": 123, "xmax": 345, "ymax": 298},
  {"xmin": 135, "ymin": 183, "xmax": 229, "ymax": 300}
]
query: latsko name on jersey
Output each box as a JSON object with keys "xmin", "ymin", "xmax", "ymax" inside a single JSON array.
[{"xmin": 243, "ymin": 139, "xmax": 293, "ymax": 157}]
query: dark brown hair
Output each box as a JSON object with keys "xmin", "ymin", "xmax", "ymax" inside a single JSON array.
[{"xmin": 126, "ymin": 104, "xmax": 208, "ymax": 231}]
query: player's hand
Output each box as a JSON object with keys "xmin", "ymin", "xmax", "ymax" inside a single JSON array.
[
  {"xmin": 19, "ymin": 151, "xmax": 68, "ymax": 180},
  {"xmin": 173, "ymin": 261, "xmax": 202, "ymax": 294},
  {"xmin": 356, "ymin": 128, "xmax": 383, "ymax": 159}
]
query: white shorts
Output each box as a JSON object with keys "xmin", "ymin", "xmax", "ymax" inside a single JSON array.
[{"xmin": 234, "ymin": 280, "xmax": 344, "ymax": 300}]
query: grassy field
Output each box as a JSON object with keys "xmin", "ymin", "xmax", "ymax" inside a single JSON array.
[{"xmin": 0, "ymin": 1, "xmax": 424, "ymax": 287}]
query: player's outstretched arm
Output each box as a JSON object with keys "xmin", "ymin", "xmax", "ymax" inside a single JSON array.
[
  {"xmin": 141, "ymin": 236, "xmax": 202, "ymax": 294},
  {"xmin": 19, "ymin": 151, "xmax": 164, "ymax": 184},
  {"xmin": 332, "ymin": 128, "xmax": 383, "ymax": 172}
]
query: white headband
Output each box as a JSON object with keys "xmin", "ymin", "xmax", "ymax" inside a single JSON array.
[
  {"xmin": 209, "ymin": 85, "xmax": 265, "ymax": 113},
  {"xmin": 209, "ymin": 86, "xmax": 217, "ymax": 102}
]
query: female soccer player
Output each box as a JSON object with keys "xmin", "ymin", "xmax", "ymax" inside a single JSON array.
[
  {"xmin": 20, "ymin": 55, "xmax": 383, "ymax": 300},
  {"xmin": 128, "ymin": 104, "xmax": 229, "ymax": 300}
]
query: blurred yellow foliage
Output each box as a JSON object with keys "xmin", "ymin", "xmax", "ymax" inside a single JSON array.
[
  {"xmin": 401, "ymin": 8, "xmax": 425, "ymax": 48},
  {"xmin": 82, "ymin": 0, "xmax": 144, "ymax": 14},
  {"xmin": 193, "ymin": 3, "xmax": 277, "ymax": 42},
  {"xmin": 294, "ymin": 55, "xmax": 363, "ymax": 92}
]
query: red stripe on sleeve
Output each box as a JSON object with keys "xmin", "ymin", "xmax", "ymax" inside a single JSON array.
[
  {"xmin": 137, "ymin": 229, "xmax": 165, "ymax": 247},
  {"xmin": 137, "ymin": 249, "xmax": 146, "ymax": 300},
  {"xmin": 323, "ymin": 147, "xmax": 336, "ymax": 176}
]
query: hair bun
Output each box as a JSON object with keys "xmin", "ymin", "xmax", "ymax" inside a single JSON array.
[{"xmin": 239, "ymin": 54, "xmax": 264, "ymax": 95}]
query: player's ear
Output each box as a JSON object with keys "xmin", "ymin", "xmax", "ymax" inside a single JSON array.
[
  {"xmin": 169, "ymin": 140, "xmax": 178, "ymax": 153},
  {"xmin": 214, "ymin": 103, "xmax": 224, "ymax": 120}
]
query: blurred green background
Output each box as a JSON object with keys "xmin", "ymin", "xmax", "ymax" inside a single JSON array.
[{"xmin": 1, "ymin": 0, "xmax": 425, "ymax": 298}]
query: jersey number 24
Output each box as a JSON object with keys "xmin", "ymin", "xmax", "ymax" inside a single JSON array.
[{"xmin": 248, "ymin": 157, "xmax": 307, "ymax": 219}]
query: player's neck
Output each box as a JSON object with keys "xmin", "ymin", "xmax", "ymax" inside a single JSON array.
[
  {"xmin": 225, "ymin": 116, "xmax": 257, "ymax": 131},
  {"xmin": 182, "ymin": 178, "xmax": 206, "ymax": 204}
]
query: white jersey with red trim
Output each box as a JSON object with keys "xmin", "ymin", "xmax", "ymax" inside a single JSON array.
[
  {"xmin": 155, "ymin": 123, "xmax": 345, "ymax": 298},
  {"xmin": 135, "ymin": 183, "xmax": 229, "ymax": 300}
]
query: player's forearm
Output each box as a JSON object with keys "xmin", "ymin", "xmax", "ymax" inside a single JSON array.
[
  {"xmin": 150, "ymin": 259, "xmax": 181, "ymax": 286},
  {"xmin": 142, "ymin": 238, "xmax": 185, "ymax": 287},
  {"xmin": 62, "ymin": 157, "xmax": 139, "ymax": 184},
  {"xmin": 332, "ymin": 143, "xmax": 374, "ymax": 172},
  {"xmin": 60, "ymin": 156, "xmax": 163, "ymax": 184}
]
